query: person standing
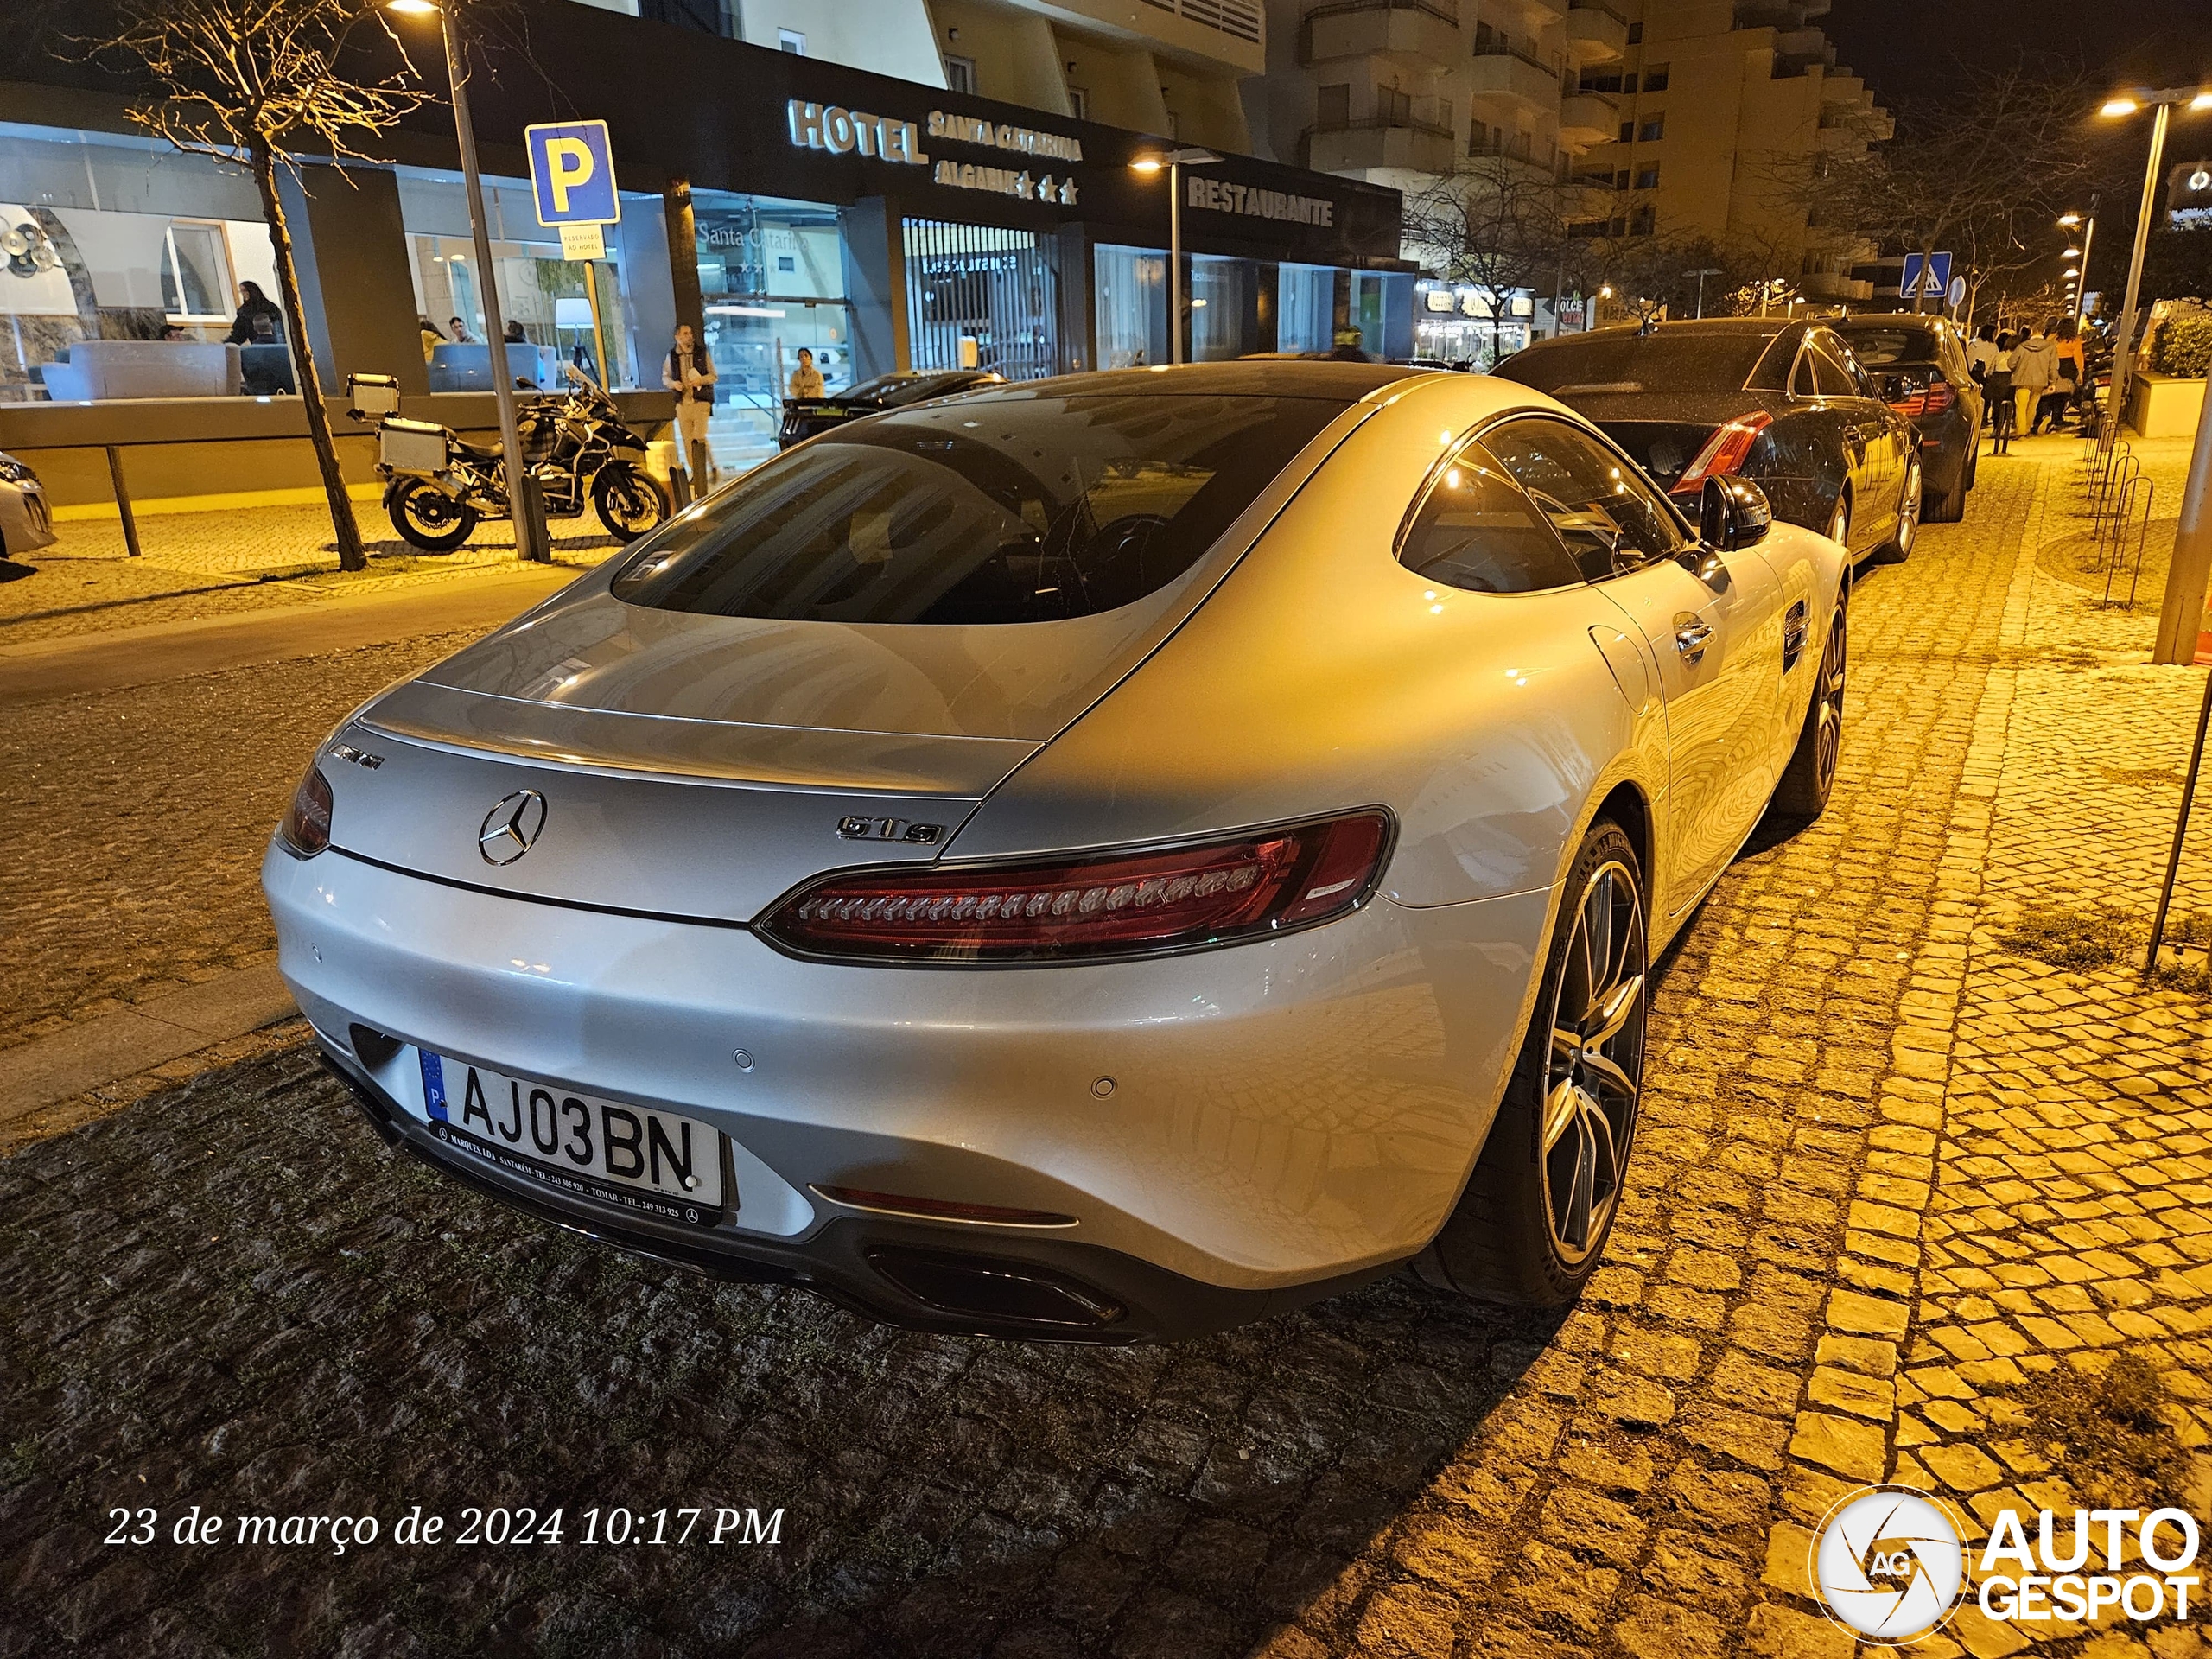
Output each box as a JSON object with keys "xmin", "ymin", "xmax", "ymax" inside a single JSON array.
[
  {"xmin": 2013, "ymin": 321, "xmax": 2057, "ymax": 435},
  {"xmin": 2047, "ymin": 316, "xmax": 2086, "ymax": 433},
  {"xmin": 664, "ymin": 322, "xmax": 717, "ymax": 483},
  {"xmin": 226, "ymin": 281, "xmax": 283, "ymax": 345},
  {"xmin": 1986, "ymin": 333, "xmax": 2017, "ymax": 455},
  {"xmin": 788, "ymin": 346, "xmax": 825, "ymax": 399},
  {"xmin": 1966, "ymin": 323, "xmax": 1999, "ymax": 426}
]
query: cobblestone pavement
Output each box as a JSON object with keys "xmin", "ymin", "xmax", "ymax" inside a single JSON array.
[
  {"xmin": 3, "ymin": 501, "xmax": 621, "ymax": 645},
  {"xmin": 4, "ymin": 439, "xmax": 2210, "ymax": 1658}
]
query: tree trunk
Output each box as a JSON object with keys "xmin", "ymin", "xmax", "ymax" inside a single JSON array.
[
  {"xmin": 251, "ymin": 145, "xmax": 366, "ymax": 572},
  {"xmin": 1910, "ymin": 241, "xmax": 1934, "ymax": 316}
]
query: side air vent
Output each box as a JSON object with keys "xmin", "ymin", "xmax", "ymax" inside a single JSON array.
[{"xmin": 1783, "ymin": 598, "xmax": 1810, "ymax": 672}]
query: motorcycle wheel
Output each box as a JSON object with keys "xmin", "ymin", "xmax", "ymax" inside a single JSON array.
[
  {"xmin": 388, "ymin": 480, "xmax": 478, "ymax": 553},
  {"xmin": 593, "ymin": 465, "xmax": 670, "ymax": 539}
]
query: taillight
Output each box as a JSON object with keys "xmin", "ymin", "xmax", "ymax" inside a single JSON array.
[
  {"xmin": 760, "ymin": 810, "xmax": 1393, "ymax": 963},
  {"xmin": 1673, "ymin": 411, "xmax": 1771, "ymax": 494},
  {"xmin": 1887, "ymin": 376, "xmax": 1955, "ymax": 419},
  {"xmin": 280, "ymin": 764, "xmax": 334, "ymax": 857}
]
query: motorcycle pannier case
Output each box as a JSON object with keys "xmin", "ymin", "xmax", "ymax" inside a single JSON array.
[{"xmin": 378, "ymin": 417, "xmax": 449, "ymax": 474}]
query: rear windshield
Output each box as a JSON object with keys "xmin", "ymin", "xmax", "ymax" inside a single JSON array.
[
  {"xmin": 612, "ymin": 391, "xmax": 1345, "ymax": 625},
  {"xmin": 1496, "ymin": 331, "xmax": 1787, "ymax": 396},
  {"xmin": 1836, "ymin": 328, "xmax": 1937, "ymax": 366}
]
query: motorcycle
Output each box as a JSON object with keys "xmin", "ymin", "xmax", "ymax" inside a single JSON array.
[{"xmin": 372, "ymin": 362, "xmax": 671, "ymax": 553}]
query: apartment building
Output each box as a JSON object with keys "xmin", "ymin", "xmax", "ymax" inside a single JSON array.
[
  {"xmin": 597, "ymin": 0, "xmax": 1268, "ymax": 155},
  {"xmin": 1261, "ymin": 0, "xmax": 1891, "ymax": 322}
]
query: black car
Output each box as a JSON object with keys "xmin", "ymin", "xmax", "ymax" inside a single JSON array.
[
  {"xmin": 779, "ymin": 370, "xmax": 1006, "ymax": 448},
  {"xmin": 1492, "ymin": 319, "xmax": 1922, "ymax": 564},
  {"xmin": 1832, "ymin": 315, "xmax": 1980, "ymax": 522}
]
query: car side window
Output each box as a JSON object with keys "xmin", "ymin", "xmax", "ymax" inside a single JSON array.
[
  {"xmin": 1791, "ymin": 347, "xmax": 1820, "ymax": 399},
  {"xmin": 1481, "ymin": 417, "xmax": 1688, "ymax": 580},
  {"xmin": 1813, "ymin": 348, "xmax": 1856, "ymax": 399},
  {"xmin": 1398, "ymin": 439, "xmax": 1585, "ymax": 594}
]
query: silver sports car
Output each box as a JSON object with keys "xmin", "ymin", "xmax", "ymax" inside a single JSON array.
[{"xmin": 264, "ymin": 362, "xmax": 1848, "ymax": 1342}]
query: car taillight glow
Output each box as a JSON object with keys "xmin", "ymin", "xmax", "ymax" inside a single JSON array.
[
  {"xmin": 1671, "ymin": 411, "xmax": 1772, "ymax": 495},
  {"xmin": 1888, "ymin": 376, "xmax": 1955, "ymax": 420},
  {"xmin": 760, "ymin": 810, "xmax": 1393, "ymax": 963},
  {"xmin": 280, "ymin": 764, "xmax": 334, "ymax": 857}
]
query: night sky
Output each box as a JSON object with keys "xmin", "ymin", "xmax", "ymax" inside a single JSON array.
[{"xmin": 1820, "ymin": 0, "xmax": 2211, "ymax": 105}]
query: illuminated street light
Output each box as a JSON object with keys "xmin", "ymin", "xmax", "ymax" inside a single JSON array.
[
  {"xmin": 1129, "ymin": 147, "xmax": 1221, "ymax": 365},
  {"xmin": 2098, "ymin": 86, "xmax": 2212, "ymax": 441},
  {"xmin": 385, "ymin": 0, "xmax": 546, "ymax": 560}
]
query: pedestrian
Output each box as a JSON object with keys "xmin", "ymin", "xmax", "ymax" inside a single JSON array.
[
  {"xmin": 787, "ymin": 346, "xmax": 825, "ymax": 400},
  {"xmin": 1966, "ymin": 323, "xmax": 1998, "ymax": 426},
  {"xmin": 2047, "ymin": 316, "xmax": 2085, "ymax": 433},
  {"xmin": 664, "ymin": 322, "xmax": 717, "ymax": 483},
  {"xmin": 418, "ymin": 315, "xmax": 445, "ymax": 364},
  {"xmin": 1986, "ymin": 332, "xmax": 2016, "ymax": 454},
  {"xmin": 225, "ymin": 280, "xmax": 283, "ymax": 346},
  {"xmin": 2013, "ymin": 321, "xmax": 2057, "ymax": 435},
  {"xmin": 448, "ymin": 315, "xmax": 472, "ymax": 345},
  {"xmin": 504, "ymin": 320, "xmax": 526, "ymax": 345}
]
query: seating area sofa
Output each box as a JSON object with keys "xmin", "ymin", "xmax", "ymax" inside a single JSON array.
[
  {"xmin": 427, "ymin": 342, "xmax": 563, "ymax": 393},
  {"xmin": 35, "ymin": 340, "xmax": 245, "ymax": 401}
]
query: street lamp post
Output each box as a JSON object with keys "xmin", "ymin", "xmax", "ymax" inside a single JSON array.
[
  {"xmin": 1687, "ymin": 266, "xmax": 1723, "ymax": 320},
  {"xmin": 2098, "ymin": 88, "xmax": 2212, "ymax": 449},
  {"xmin": 388, "ymin": 0, "xmax": 548, "ymax": 563},
  {"xmin": 1131, "ymin": 148, "xmax": 1220, "ymax": 365}
]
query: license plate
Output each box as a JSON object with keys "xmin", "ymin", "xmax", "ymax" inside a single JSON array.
[{"xmin": 416, "ymin": 1052, "xmax": 728, "ymax": 1226}]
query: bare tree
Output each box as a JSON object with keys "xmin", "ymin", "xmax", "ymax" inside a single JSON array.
[
  {"xmin": 89, "ymin": 0, "xmax": 434, "ymax": 571},
  {"xmin": 1402, "ymin": 157, "xmax": 1573, "ymax": 363}
]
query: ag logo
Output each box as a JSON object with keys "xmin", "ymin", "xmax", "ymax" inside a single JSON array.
[{"xmin": 1811, "ymin": 1485, "xmax": 1966, "ymax": 1642}]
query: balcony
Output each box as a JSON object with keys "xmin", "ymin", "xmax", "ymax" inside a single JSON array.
[
  {"xmin": 1564, "ymin": 2, "xmax": 1628, "ymax": 64},
  {"xmin": 1468, "ymin": 42, "xmax": 1565, "ymax": 112},
  {"xmin": 1306, "ymin": 112, "xmax": 1458, "ymax": 175},
  {"xmin": 1300, "ymin": 0, "xmax": 1460, "ymax": 66},
  {"xmin": 1558, "ymin": 90, "xmax": 1618, "ymax": 145},
  {"xmin": 1465, "ymin": 138, "xmax": 1567, "ymax": 185}
]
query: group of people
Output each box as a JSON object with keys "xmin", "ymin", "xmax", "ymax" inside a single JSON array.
[
  {"xmin": 418, "ymin": 314, "xmax": 527, "ymax": 362},
  {"xmin": 1966, "ymin": 318, "xmax": 2088, "ymax": 454}
]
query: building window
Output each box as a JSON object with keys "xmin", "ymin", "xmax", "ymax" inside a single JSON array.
[
  {"xmin": 1068, "ymin": 86, "xmax": 1089, "ymax": 120},
  {"xmin": 1638, "ymin": 114, "xmax": 1665, "ymax": 142},
  {"xmin": 161, "ymin": 222, "xmax": 234, "ymax": 322},
  {"xmin": 1642, "ymin": 62, "xmax": 1669, "ymax": 92},
  {"xmin": 1618, "ymin": 120, "xmax": 1633, "ymax": 143},
  {"xmin": 1317, "ymin": 83, "xmax": 1351, "ymax": 126},
  {"xmin": 944, "ymin": 54, "xmax": 976, "ymax": 93},
  {"xmin": 1626, "ymin": 21, "xmax": 1642, "ymax": 42},
  {"xmin": 1634, "ymin": 165, "xmax": 1660, "ymax": 189},
  {"xmin": 1630, "ymin": 205, "xmax": 1655, "ymax": 235},
  {"xmin": 778, "ymin": 28, "xmax": 804, "ymax": 53}
]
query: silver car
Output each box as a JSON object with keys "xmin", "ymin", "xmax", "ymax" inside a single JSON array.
[
  {"xmin": 264, "ymin": 363, "xmax": 1848, "ymax": 1342},
  {"xmin": 0, "ymin": 450, "xmax": 56, "ymax": 559}
]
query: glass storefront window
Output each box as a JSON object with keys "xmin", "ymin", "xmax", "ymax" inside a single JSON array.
[
  {"xmin": 903, "ymin": 219, "xmax": 1059, "ymax": 382},
  {"xmin": 691, "ymin": 189, "xmax": 852, "ymax": 475},
  {"xmin": 1414, "ymin": 283, "xmax": 1535, "ymax": 370},
  {"xmin": 1095, "ymin": 244, "xmax": 1166, "ymax": 370},
  {"xmin": 1277, "ymin": 264, "xmax": 1335, "ymax": 354},
  {"xmin": 2, "ymin": 122, "xmax": 285, "ymax": 404},
  {"xmin": 1189, "ymin": 255, "xmax": 1262, "ymax": 362}
]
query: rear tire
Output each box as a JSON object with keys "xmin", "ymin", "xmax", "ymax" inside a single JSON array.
[
  {"xmin": 387, "ymin": 480, "xmax": 476, "ymax": 553},
  {"xmin": 1927, "ymin": 454, "xmax": 1967, "ymax": 523},
  {"xmin": 1771, "ymin": 599, "xmax": 1847, "ymax": 823},
  {"xmin": 1825, "ymin": 491, "xmax": 1852, "ymax": 558},
  {"xmin": 1416, "ymin": 819, "xmax": 1648, "ymax": 1307}
]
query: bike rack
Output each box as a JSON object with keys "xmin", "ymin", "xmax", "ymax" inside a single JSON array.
[{"xmin": 2099, "ymin": 477, "xmax": 2156, "ymax": 608}]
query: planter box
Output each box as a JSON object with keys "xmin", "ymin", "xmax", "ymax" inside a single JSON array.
[{"xmin": 2126, "ymin": 371, "xmax": 2205, "ymax": 439}]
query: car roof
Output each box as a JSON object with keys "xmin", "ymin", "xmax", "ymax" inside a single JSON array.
[
  {"xmin": 1567, "ymin": 318, "xmax": 1797, "ymax": 340},
  {"xmin": 957, "ymin": 361, "xmax": 1430, "ymax": 401}
]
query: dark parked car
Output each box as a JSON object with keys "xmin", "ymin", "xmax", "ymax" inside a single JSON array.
[
  {"xmin": 1492, "ymin": 319, "xmax": 1922, "ymax": 564},
  {"xmin": 779, "ymin": 370, "xmax": 1005, "ymax": 448},
  {"xmin": 1834, "ymin": 314, "xmax": 1980, "ymax": 522}
]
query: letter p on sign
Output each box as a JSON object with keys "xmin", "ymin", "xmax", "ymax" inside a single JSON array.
[{"xmin": 526, "ymin": 120, "xmax": 620, "ymax": 227}]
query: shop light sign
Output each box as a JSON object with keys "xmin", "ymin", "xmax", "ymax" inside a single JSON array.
[{"xmin": 786, "ymin": 102, "xmax": 928, "ymax": 166}]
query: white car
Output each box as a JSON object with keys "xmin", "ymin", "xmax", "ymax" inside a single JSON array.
[
  {"xmin": 0, "ymin": 450, "xmax": 55, "ymax": 558},
  {"xmin": 264, "ymin": 363, "xmax": 1848, "ymax": 1342}
]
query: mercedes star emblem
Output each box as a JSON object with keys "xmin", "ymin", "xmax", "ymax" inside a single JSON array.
[{"xmin": 478, "ymin": 789, "xmax": 548, "ymax": 865}]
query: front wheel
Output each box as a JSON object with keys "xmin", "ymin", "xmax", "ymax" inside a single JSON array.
[
  {"xmin": 1874, "ymin": 456, "xmax": 1922, "ymax": 562},
  {"xmin": 387, "ymin": 479, "xmax": 477, "ymax": 553},
  {"xmin": 592, "ymin": 464, "xmax": 670, "ymax": 539},
  {"xmin": 1415, "ymin": 819, "xmax": 1649, "ymax": 1306},
  {"xmin": 1771, "ymin": 599, "xmax": 1847, "ymax": 823}
]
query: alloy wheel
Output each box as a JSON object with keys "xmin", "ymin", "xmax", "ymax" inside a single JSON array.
[
  {"xmin": 1539, "ymin": 858, "xmax": 1647, "ymax": 1265},
  {"xmin": 1827, "ymin": 495, "xmax": 1850, "ymax": 548},
  {"xmin": 1812, "ymin": 607, "xmax": 1847, "ymax": 797},
  {"xmin": 1896, "ymin": 460, "xmax": 1922, "ymax": 556}
]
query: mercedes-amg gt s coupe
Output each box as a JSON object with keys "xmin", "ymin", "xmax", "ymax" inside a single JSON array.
[{"xmin": 265, "ymin": 362, "xmax": 1849, "ymax": 1343}]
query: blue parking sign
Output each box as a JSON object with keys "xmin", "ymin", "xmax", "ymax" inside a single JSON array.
[
  {"xmin": 526, "ymin": 121, "xmax": 620, "ymax": 226},
  {"xmin": 1899, "ymin": 251, "xmax": 1952, "ymax": 301}
]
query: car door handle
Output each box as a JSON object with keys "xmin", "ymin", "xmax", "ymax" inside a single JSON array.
[{"xmin": 1674, "ymin": 612, "xmax": 1713, "ymax": 665}]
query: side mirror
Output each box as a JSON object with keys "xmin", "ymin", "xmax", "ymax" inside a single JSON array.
[{"xmin": 1700, "ymin": 474, "xmax": 1772, "ymax": 550}]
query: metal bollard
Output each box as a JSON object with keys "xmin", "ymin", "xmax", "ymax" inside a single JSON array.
[{"xmin": 105, "ymin": 445, "xmax": 142, "ymax": 558}]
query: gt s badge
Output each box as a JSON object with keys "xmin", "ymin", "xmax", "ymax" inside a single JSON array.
[
  {"xmin": 838, "ymin": 816, "xmax": 944, "ymax": 845},
  {"xmin": 333, "ymin": 743, "xmax": 385, "ymax": 769}
]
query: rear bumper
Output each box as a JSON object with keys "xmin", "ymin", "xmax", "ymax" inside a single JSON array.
[{"xmin": 264, "ymin": 840, "xmax": 1549, "ymax": 1338}]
